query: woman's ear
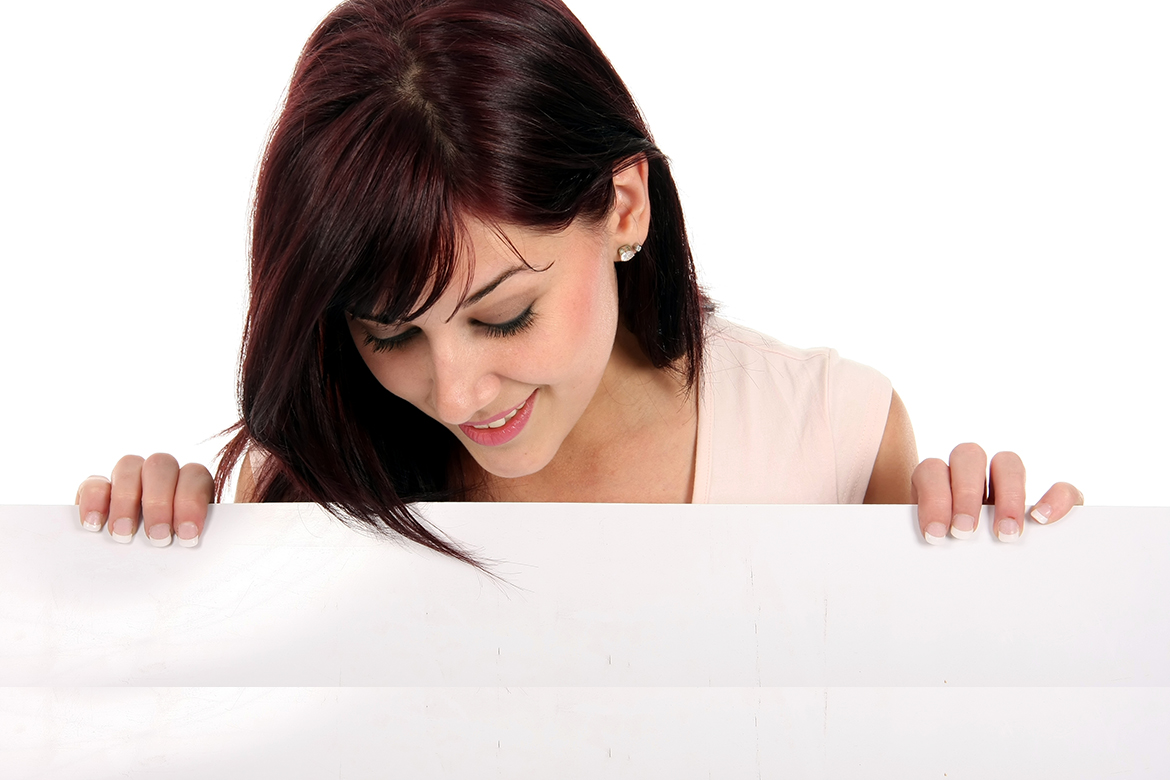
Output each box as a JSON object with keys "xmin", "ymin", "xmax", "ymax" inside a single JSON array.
[{"xmin": 610, "ymin": 156, "xmax": 651, "ymax": 248}]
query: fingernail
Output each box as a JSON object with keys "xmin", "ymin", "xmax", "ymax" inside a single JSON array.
[
  {"xmin": 82, "ymin": 511, "xmax": 104, "ymax": 532},
  {"xmin": 950, "ymin": 513, "xmax": 976, "ymax": 540},
  {"xmin": 1030, "ymin": 503, "xmax": 1053, "ymax": 524},
  {"xmin": 924, "ymin": 522, "xmax": 947, "ymax": 545},
  {"xmin": 176, "ymin": 522, "xmax": 200, "ymax": 548},
  {"xmin": 110, "ymin": 517, "xmax": 134, "ymax": 544},
  {"xmin": 996, "ymin": 518, "xmax": 1021, "ymax": 543},
  {"xmin": 1076, "ymin": 489, "xmax": 1085, "ymax": 505},
  {"xmin": 147, "ymin": 524, "xmax": 173, "ymax": 547}
]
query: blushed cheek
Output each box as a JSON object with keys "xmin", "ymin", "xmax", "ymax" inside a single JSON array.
[{"xmin": 560, "ymin": 262, "xmax": 619, "ymax": 380}]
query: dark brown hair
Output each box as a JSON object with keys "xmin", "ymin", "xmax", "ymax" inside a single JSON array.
[{"xmin": 216, "ymin": 0, "xmax": 706, "ymax": 565}]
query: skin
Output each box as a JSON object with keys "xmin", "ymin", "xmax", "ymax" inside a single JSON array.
[{"xmin": 74, "ymin": 159, "xmax": 1082, "ymax": 547}]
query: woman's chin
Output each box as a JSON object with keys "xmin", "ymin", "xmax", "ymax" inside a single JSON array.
[{"xmin": 468, "ymin": 446, "xmax": 556, "ymax": 482}]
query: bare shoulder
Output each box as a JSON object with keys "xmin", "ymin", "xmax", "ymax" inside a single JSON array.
[{"xmin": 863, "ymin": 389, "xmax": 918, "ymax": 504}]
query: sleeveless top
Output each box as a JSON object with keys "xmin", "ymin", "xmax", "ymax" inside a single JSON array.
[{"xmin": 691, "ymin": 317, "xmax": 893, "ymax": 504}]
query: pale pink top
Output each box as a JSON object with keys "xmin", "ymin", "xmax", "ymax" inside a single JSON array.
[{"xmin": 691, "ymin": 318, "xmax": 893, "ymax": 504}]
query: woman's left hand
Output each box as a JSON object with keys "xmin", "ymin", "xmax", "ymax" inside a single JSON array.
[{"xmin": 911, "ymin": 443, "xmax": 1083, "ymax": 544}]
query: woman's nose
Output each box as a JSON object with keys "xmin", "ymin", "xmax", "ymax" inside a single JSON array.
[{"xmin": 429, "ymin": 339, "xmax": 500, "ymax": 425}]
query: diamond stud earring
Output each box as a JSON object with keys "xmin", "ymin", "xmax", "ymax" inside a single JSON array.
[{"xmin": 617, "ymin": 243, "xmax": 642, "ymax": 262}]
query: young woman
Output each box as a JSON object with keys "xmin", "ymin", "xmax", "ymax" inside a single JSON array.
[{"xmin": 73, "ymin": 0, "xmax": 1080, "ymax": 566}]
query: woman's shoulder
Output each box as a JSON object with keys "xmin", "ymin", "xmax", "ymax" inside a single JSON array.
[
  {"xmin": 702, "ymin": 315, "xmax": 881, "ymax": 393},
  {"xmin": 694, "ymin": 315, "xmax": 893, "ymax": 504},
  {"xmin": 701, "ymin": 314, "xmax": 890, "ymax": 409},
  {"xmin": 703, "ymin": 315, "xmax": 834, "ymax": 365}
]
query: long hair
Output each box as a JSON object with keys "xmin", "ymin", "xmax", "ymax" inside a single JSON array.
[{"xmin": 215, "ymin": 0, "xmax": 706, "ymax": 566}]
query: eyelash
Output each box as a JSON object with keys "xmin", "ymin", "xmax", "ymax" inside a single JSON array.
[{"xmin": 363, "ymin": 305, "xmax": 537, "ymax": 354}]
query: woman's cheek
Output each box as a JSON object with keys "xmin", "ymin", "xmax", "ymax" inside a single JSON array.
[
  {"xmin": 367, "ymin": 353, "xmax": 427, "ymax": 408},
  {"xmin": 550, "ymin": 283, "xmax": 615, "ymax": 380}
]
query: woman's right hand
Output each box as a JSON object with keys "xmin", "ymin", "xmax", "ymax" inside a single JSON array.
[{"xmin": 75, "ymin": 454, "xmax": 214, "ymax": 547}]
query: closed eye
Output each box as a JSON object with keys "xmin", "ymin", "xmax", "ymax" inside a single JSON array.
[
  {"xmin": 363, "ymin": 326, "xmax": 420, "ymax": 354},
  {"xmin": 361, "ymin": 305, "xmax": 536, "ymax": 354},
  {"xmin": 479, "ymin": 304, "xmax": 536, "ymax": 338}
]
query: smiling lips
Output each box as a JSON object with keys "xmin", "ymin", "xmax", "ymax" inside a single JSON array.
[{"xmin": 458, "ymin": 390, "xmax": 537, "ymax": 446}]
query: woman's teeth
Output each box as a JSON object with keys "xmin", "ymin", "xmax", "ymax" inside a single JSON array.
[{"xmin": 472, "ymin": 402, "xmax": 523, "ymax": 430}]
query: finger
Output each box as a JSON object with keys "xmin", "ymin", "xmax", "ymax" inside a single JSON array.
[
  {"xmin": 141, "ymin": 453, "xmax": 181, "ymax": 547},
  {"xmin": 75, "ymin": 476, "xmax": 112, "ymax": 533},
  {"xmin": 1029, "ymin": 482, "xmax": 1084, "ymax": 526},
  {"xmin": 989, "ymin": 451, "xmax": 1027, "ymax": 543},
  {"xmin": 911, "ymin": 457, "xmax": 952, "ymax": 544},
  {"xmin": 107, "ymin": 455, "xmax": 145, "ymax": 544},
  {"xmin": 173, "ymin": 463, "xmax": 214, "ymax": 547},
  {"xmin": 948, "ymin": 443, "xmax": 987, "ymax": 540}
]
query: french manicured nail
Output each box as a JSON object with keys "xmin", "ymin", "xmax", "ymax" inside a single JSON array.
[
  {"xmin": 1030, "ymin": 503, "xmax": 1053, "ymax": 524},
  {"xmin": 110, "ymin": 517, "xmax": 134, "ymax": 544},
  {"xmin": 996, "ymin": 518, "xmax": 1021, "ymax": 543},
  {"xmin": 82, "ymin": 511, "xmax": 104, "ymax": 532},
  {"xmin": 950, "ymin": 513, "xmax": 976, "ymax": 539},
  {"xmin": 176, "ymin": 522, "xmax": 200, "ymax": 548},
  {"xmin": 147, "ymin": 524, "xmax": 173, "ymax": 547},
  {"xmin": 924, "ymin": 522, "xmax": 947, "ymax": 545}
]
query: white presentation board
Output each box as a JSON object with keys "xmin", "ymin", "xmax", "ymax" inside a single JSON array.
[
  {"xmin": 3, "ymin": 503, "xmax": 1168, "ymax": 687},
  {"xmin": 2, "ymin": 503, "xmax": 1168, "ymax": 777}
]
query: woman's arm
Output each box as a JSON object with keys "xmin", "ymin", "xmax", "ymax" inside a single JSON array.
[
  {"xmin": 862, "ymin": 390, "xmax": 917, "ymax": 504},
  {"xmin": 864, "ymin": 390, "xmax": 1083, "ymax": 542}
]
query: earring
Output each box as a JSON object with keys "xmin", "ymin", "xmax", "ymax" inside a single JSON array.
[{"xmin": 617, "ymin": 243, "xmax": 642, "ymax": 262}]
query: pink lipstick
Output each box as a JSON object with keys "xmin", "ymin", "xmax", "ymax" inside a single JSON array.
[{"xmin": 458, "ymin": 390, "xmax": 537, "ymax": 447}]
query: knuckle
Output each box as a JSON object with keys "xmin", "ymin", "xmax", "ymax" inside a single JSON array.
[
  {"xmin": 172, "ymin": 494, "xmax": 202, "ymax": 512},
  {"xmin": 950, "ymin": 442, "xmax": 985, "ymax": 461},
  {"xmin": 919, "ymin": 495, "xmax": 951, "ymax": 517},
  {"xmin": 114, "ymin": 454, "xmax": 145, "ymax": 472},
  {"xmin": 173, "ymin": 497, "xmax": 209, "ymax": 521},
  {"xmin": 990, "ymin": 454, "xmax": 1026, "ymax": 484},
  {"xmin": 1056, "ymin": 481, "xmax": 1083, "ymax": 502},
  {"xmin": 141, "ymin": 496, "xmax": 174, "ymax": 512},
  {"xmin": 76, "ymin": 477, "xmax": 110, "ymax": 504},
  {"xmin": 991, "ymin": 450, "xmax": 1024, "ymax": 469},
  {"xmin": 109, "ymin": 489, "xmax": 141, "ymax": 504},
  {"xmin": 952, "ymin": 487, "xmax": 984, "ymax": 506},
  {"xmin": 179, "ymin": 462, "xmax": 214, "ymax": 483},
  {"xmin": 995, "ymin": 487, "xmax": 1027, "ymax": 505},
  {"xmin": 913, "ymin": 458, "xmax": 948, "ymax": 480},
  {"xmin": 144, "ymin": 452, "xmax": 179, "ymax": 471}
]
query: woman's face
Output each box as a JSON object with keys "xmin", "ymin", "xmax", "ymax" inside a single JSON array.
[{"xmin": 346, "ymin": 217, "xmax": 624, "ymax": 480}]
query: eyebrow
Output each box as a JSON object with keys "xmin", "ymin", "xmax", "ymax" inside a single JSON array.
[
  {"xmin": 461, "ymin": 266, "xmax": 526, "ymax": 310},
  {"xmin": 352, "ymin": 266, "xmax": 528, "ymax": 325}
]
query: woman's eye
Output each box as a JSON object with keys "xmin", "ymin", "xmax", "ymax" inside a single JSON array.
[
  {"xmin": 481, "ymin": 305, "xmax": 536, "ymax": 338},
  {"xmin": 361, "ymin": 306, "xmax": 535, "ymax": 353},
  {"xmin": 363, "ymin": 328, "xmax": 417, "ymax": 354}
]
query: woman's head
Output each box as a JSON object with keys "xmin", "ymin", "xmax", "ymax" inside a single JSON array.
[
  {"xmin": 346, "ymin": 162, "xmax": 649, "ymax": 481},
  {"xmin": 218, "ymin": 0, "xmax": 706, "ymax": 563}
]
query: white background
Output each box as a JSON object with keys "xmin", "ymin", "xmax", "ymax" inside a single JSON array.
[{"xmin": 1, "ymin": 0, "xmax": 1166, "ymax": 505}]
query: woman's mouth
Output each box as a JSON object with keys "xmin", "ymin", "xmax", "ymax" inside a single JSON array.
[{"xmin": 458, "ymin": 390, "xmax": 537, "ymax": 446}]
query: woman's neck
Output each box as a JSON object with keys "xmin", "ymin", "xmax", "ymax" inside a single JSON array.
[{"xmin": 463, "ymin": 325, "xmax": 698, "ymax": 503}]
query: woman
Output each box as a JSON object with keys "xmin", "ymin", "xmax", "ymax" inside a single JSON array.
[{"xmin": 74, "ymin": 0, "xmax": 1080, "ymax": 566}]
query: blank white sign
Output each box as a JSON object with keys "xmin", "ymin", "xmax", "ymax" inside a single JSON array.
[
  {"xmin": 3, "ymin": 503, "xmax": 1167, "ymax": 686},
  {"xmin": 2, "ymin": 503, "xmax": 1167, "ymax": 777}
]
